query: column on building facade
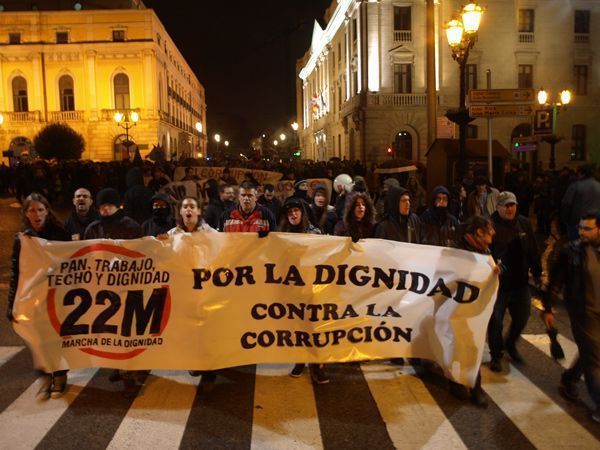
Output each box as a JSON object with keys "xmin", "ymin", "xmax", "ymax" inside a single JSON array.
[
  {"xmin": 356, "ymin": 2, "xmax": 363, "ymax": 94},
  {"xmin": 0, "ymin": 56, "xmax": 5, "ymax": 111},
  {"xmin": 32, "ymin": 53, "xmax": 43, "ymax": 118},
  {"xmin": 84, "ymin": 50, "xmax": 98, "ymax": 120},
  {"xmin": 345, "ymin": 17, "xmax": 351, "ymax": 100},
  {"xmin": 142, "ymin": 48, "xmax": 157, "ymax": 119},
  {"xmin": 366, "ymin": 0, "xmax": 381, "ymax": 92}
]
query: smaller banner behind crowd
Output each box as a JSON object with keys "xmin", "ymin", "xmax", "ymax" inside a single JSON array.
[
  {"xmin": 13, "ymin": 234, "xmax": 498, "ymax": 387},
  {"xmin": 160, "ymin": 178, "xmax": 333, "ymax": 204}
]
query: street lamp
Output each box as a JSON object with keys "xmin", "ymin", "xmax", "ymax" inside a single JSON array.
[
  {"xmin": 279, "ymin": 133, "xmax": 286, "ymax": 142},
  {"xmin": 445, "ymin": 2, "xmax": 483, "ymax": 182},
  {"xmin": 195, "ymin": 121, "xmax": 203, "ymax": 134},
  {"xmin": 214, "ymin": 133, "xmax": 221, "ymax": 153},
  {"xmin": 537, "ymin": 87, "xmax": 572, "ymax": 169},
  {"xmin": 224, "ymin": 140, "xmax": 229, "ymax": 147},
  {"xmin": 114, "ymin": 111, "xmax": 139, "ymax": 157},
  {"xmin": 291, "ymin": 122, "xmax": 298, "ymax": 131},
  {"xmin": 273, "ymin": 140, "xmax": 278, "ymax": 146}
]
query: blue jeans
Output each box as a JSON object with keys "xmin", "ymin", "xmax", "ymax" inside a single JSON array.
[{"xmin": 487, "ymin": 286, "xmax": 531, "ymax": 359}]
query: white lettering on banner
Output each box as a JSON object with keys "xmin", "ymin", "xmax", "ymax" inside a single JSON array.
[{"xmin": 13, "ymin": 234, "xmax": 498, "ymax": 387}]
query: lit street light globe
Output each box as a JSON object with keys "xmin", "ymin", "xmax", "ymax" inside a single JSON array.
[
  {"xmin": 214, "ymin": 134, "xmax": 221, "ymax": 143},
  {"xmin": 130, "ymin": 111, "xmax": 139, "ymax": 123},
  {"xmin": 224, "ymin": 140, "xmax": 230, "ymax": 147},
  {"xmin": 195, "ymin": 122, "xmax": 203, "ymax": 133},
  {"xmin": 273, "ymin": 140, "xmax": 278, "ymax": 146},
  {"xmin": 291, "ymin": 122, "xmax": 299, "ymax": 131},
  {"xmin": 279, "ymin": 133, "xmax": 286, "ymax": 141}
]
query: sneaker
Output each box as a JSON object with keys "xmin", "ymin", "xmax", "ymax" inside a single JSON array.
[
  {"xmin": 290, "ymin": 364, "xmax": 305, "ymax": 378},
  {"xmin": 188, "ymin": 370, "xmax": 202, "ymax": 377},
  {"xmin": 489, "ymin": 357, "xmax": 502, "ymax": 373},
  {"xmin": 559, "ymin": 379, "xmax": 579, "ymax": 401},
  {"xmin": 390, "ymin": 358, "xmax": 405, "ymax": 365},
  {"xmin": 50, "ymin": 374, "xmax": 67, "ymax": 399},
  {"xmin": 506, "ymin": 346, "xmax": 524, "ymax": 363},
  {"xmin": 310, "ymin": 365, "xmax": 330, "ymax": 385},
  {"xmin": 36, "ymin": 375, "xmax": 52, "ymax": 401},
  {"xmin": 108, "ymin": 369, "xmax": 122, "ymax": 382},
  {"xmin": 470, "ymin": 387, "xmax": 488, "ymax": 408}
]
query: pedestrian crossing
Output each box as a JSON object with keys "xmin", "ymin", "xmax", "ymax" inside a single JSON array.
[{"xmin": 0, "ymin": 331, "xmax": 599, "ymax": 450}]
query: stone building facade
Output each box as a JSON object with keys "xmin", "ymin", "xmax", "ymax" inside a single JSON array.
[
  {"xmin": 0, "ymin": 3, "xmax": 206, "ymax": 161},
  {"xmin": 296, "ymin": 0, "xmax": 600, "ymax": 170}
]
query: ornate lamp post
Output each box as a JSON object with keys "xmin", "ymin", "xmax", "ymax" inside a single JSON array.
[
  {"xmin": 537, "ymin": 88, "xmax": 572, "ymax": 170},
  {"xmin": 445, "ymin": 2, "xmax": 483, "ymax": 182},
  {"xmin": 114, "ymin": 111, "xmax": 139, "ymax": 158}
]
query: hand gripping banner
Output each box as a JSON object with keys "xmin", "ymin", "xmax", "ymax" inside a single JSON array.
[{"xmin": 13, "ymin": 233, "xmax": 498, "ymax": 387}]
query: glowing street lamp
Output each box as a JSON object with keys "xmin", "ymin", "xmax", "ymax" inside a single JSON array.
[
  {"xmin": 291, "ymin": 122, "xmax": 299, "ymax": 131},
  {"xmin": 224, "ymin": 140, "xmax": 229, "ymax": 147},
  {"xmin": 279, "ymin": 133, "xmax": 286, "ymax": 141},
  {"xmin": 195, "ymin": 121, "xmax": 203, "ymax": 134},
  {"xmin": 537, "ymin": 87, "xmax": 573, "ymax": 169},
  {"xmin": 114, "ymin": 110, "xmax": 139, "ymax": 157},
  {"xmin": 445, "ymin": 2, "xmax": 484, "ymax": 182},
  {"xmin": 273, "ymin": 140, "xmax": 278, "ymax": 146}
]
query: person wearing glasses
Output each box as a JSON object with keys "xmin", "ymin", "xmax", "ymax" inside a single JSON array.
[{"xmin": 543, "ymin": 210, "xmax": 600, "ymax": 422}]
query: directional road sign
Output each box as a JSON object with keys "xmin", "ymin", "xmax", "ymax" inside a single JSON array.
[
  {"xmin": 469, "ymin": 89, "xmax": 535, "ymax": 103},
  {"xmin": 469, "ymin": 104, "xmax": 534, "ymax": 118}
]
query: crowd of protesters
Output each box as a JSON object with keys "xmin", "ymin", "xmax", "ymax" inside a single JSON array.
[{"xmin": 4, "ymin": 155, "xmax": 600, "ymax": 420}]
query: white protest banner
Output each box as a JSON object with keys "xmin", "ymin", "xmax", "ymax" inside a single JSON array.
[
  {"xmin": 13, "ymin": 234, "xmax": 498, "ymax": 387},
  {"xmin": 173, "ymin": 166, "xmax": 283, "ymax": 184}
]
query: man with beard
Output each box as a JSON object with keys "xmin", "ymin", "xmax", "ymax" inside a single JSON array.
[
  {"xmin": 543, "ymin": 210, "xmax": 600, "ymax": 421},
  {"xmin": 420, "ymin": 186, "xmax": 459, "ymax": 247},
  {"xmin": 141, "ymin": 193, "xmax": 176, "ymax": 237},
  {"xmin": 204, "ymin": 184, "xmax": 235, "ymax": 229},
  {"xmin": 257, "ymin": 183, "xmax": 282, "ymax": 220},
  {"xmin": 64, "ymin": 188, "xmax": 100, "ymax": 241}
]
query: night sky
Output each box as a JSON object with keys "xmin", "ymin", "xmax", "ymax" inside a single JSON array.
[{"xmin": 143, "ymin": 0, "xmax": 331, "ymax": 148}]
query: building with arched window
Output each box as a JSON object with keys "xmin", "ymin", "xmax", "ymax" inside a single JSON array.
[
  {"xmin": 297, "ymin": 0, "xmax": 600, "ymax": 170},
  {"xmin": 0, "ymin": 3, "xmax": 207, "ymax": 161}
]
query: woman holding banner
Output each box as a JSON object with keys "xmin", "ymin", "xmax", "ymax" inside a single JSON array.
[
  {"xmin": 7, "ymin": 193, "xmax": 70, "ymax": 401},
  {"xmin": 279, "ymin": 196, "xmax": 330, "ymax": 384}
]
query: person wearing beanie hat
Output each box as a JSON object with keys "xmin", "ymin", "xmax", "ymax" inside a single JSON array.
[
  {"xmin": 83, "ymin": 188, "xmax": 142, "ymax": 240},
  {"xmin": 279, "ymin": 196, "xmax": 329, "ymax": 384},
  {"xmin": 466, "ymin": 176, "xmax": 500, "ymax": 218},
  {"xmin": 419, "ymin": 185, "xmax": 459, "ymax": 247},
  {"xmin": 293, "ymin": 179, "xmax": 310, "ymax": 201},
  {"xmin": 141, "ymin": 193, "xmax": 176, "ymax": 237},
  {"xmin": 383, "ymin": 177, "xmax": 400, "ymax": 190},
  {"xmin": 309, "ymin": 183, "xmax": 337, "ymax": 235},
  {"xmin": 488, "ymin": 190, "xmax": 542, "ymax": 372}
]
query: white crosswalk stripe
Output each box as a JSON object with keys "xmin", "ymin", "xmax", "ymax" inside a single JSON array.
[
  {"xmin": 107, "ymin": 370, "xmax": 201, "ymax": 450},
  {"xmin": 0, "ymin": 339, "xmax": 598, "ymax": 449},
  {"xmin": 0, "ymin": 367, "xmax": 97, "ymax": 450},
  {"xmin": 362, "ymin": 362, "xmax": 467, "ymax": 449}
]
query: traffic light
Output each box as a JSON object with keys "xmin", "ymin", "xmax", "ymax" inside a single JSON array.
[
  {"xmin": 292, "ymin": 151, "xmax": 301, "ymax": 157},
  {"xmin": 513, "ymin": 141, "xmax": 521, "ymax": 150},
  {"xmin": 386, "ymin": 146, "xmax": 393, "ymax": 155}
]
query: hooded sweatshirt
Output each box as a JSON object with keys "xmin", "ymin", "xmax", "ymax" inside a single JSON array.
[
  {"xmin": 123, "ymin": 167, "xmax": 154, "ymax": 225},
  {"xmin": 419, "ymin": 185, "xmax": 459, "ymax": 247},
  {"xmin": 374, "ymin": 187, "xmax": 421, "ymax": 243}
]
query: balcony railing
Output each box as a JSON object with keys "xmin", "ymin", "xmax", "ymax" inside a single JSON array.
[
  {"xmin": 367, "ymin": 93, "xmax": 428, "ymax": 107},
  {"xmin": 49, "ymin": 110, "xmax": 84, "ymax": 122},
  {"xmin": 575, "ymin": 33, "xmax": 590, "ymax": 43},
  {"xmin": 394, "ymin": 30, "xmax": 412, "ymax": 42},
  {"xmin": 2, "ymin": 111, "xmax": 41, "ymax": 122},
  {"xmin": 518, "ymin": 32, "xmax": 535, "ymax": 43}
]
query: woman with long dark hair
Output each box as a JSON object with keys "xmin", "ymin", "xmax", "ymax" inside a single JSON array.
[
  {"xmin": 7, "ymin": 193, "xmax": 70, "ymax": 400},
  {"xmin": 334, "ymin": 192, "xmax": 375, "ymax": 241}
]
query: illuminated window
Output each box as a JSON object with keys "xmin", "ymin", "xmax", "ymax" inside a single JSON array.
[
  {"xmin": 518, "ymin": 65, "xmax": 533, "ymax": 88},
  {"xmin": 12, "ymin": 76, "xmax": 28, "ymax": 112},
  {"xmin": 571, "ymin": 125, "xmax": 586, "ymax": 160},
  {"xmin": 394, "ymin": 64, "xmax": 412, "ymax": 93},
  {"xmin": 112, "ymin": 30, "xmax": 126, "ymax": 42},
  {"xmin": 518, "ymin": 9, "xmax": 534, "ymax": 33},
  {"xmin": 59, "ymin": 75, "xmax": 75, "ymax": 111},
  {"xmin": 9, "ymin": 32, "xmax": 21, "ymax": 44},
  {"xmin": 56, "ymin": 31, "xmax": 69, "ymax": 43},
  {"xmin": 574, "ymin": 65, "xmax": 588, "ymax": 95},
  {"xmin": 114, "ymin": 73, "xmax": 130, "ymax": 109}
]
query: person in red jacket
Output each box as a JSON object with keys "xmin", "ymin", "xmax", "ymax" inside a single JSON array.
[{"xmin": 219, "ymin": 181, "xmax": 276, "ymax": 233}]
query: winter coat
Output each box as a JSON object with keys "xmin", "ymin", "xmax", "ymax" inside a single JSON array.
[
  {"xmin": 63, "ymin": 209, "xmax": 101, "ymax": 241},
  {"xmin": 220, "ymin": 205, "xmax": 277, "ymax": 232},
  {"xmin": 83, "ymin": 209, "xmax": 142, "ymax": 240},
  {"xmin": 373, "ymin": 187, "xmax": 421, "ymax": 243},
  {"xmin": 123, "ymin": 167, "xmax": 154, "ymax": 225},
  {"xmin": 8, "ymin": 220, "xmax": 70, "ymax": 320},
  {"xmin": 491, "ymin": 211, "xmax": 542, "ymax": 291},
  {"xmin": 561, "ymin": 176, "xmax": 600, "ymax": 227},
  {"xmin": 419, "ymin": 186, "xmax": 459, "ymax": 247}
]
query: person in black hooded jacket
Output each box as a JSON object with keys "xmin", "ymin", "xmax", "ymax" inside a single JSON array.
[
  {"xmin": 374, "ymin": 186, "xmax": 421, "ymax": 244},
  {"xmin": 63, "ymin": 187, "xmax": 100, "ymax": 241},
  {"xmin": 84, "ymin": 188, "xmax": 142, "ymax": 240},
  {"xmin": 141, "ymin": 193, "xmax": 176, "ymax": 237},
  {"xmin": 420, "ymin": 185, "xmax": 459, "ymax": 247},
  {"xmin": 8, "ymin": 193, "xmax": 70, "ymax": 401},
  {"xmin": 122, "ymin": 166, "xmax": 153, "ymax": 225}
]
